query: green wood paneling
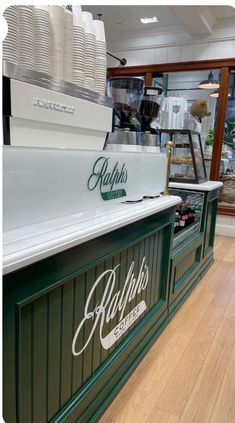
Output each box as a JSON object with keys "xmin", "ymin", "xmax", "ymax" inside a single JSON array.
[
  {"xmin": 51, "ymin": 305, "xmax": 169, "ymax": 423},
  {"xmin": 47, "ymin": 287, "xmax": 62, "ymax": 420},
  {"xmin": 33, "ymin": 296, "xmax": 48, "ymax": 423},
  {"xmin": 71, "ymin": 273, "xmax": 86, "ymax": 395},
  {"xmin": 204, "ymin": 197, "xmax": 218, "ymax": 258},
  {"xmin": 81, "ymin": 268, "xmax": 95, "ymax": 382},
  {"xmin": 4, "ymin": 209, "xmax": 176, "ymax": 423},
  {"xmin": 145, "ymin": 237, "xmax": 151, "ymax": 310},
  {"xmin": 60, "ymin": 280, "xmax": 74, "ymax": 406},
  {"xmin": 155, "ymin": 231, "xmax": 163, "ymax": 300},
  {"xmin": 19, "ymin": 304, "xmax": 33, "ymax": 423},
  {"xmin": 91, "ymin": 261, "xmax": 104, "ymax": 373},
  {"xmin": 3, "ymin": 288, "xmax": 17, "ymax": 423},
  {"xmin": 169, "ymin": 234, "xmax": 203, "ymax": 309},
  {"xmin": 108, "ymin": 253, "xmax": 122, "ymax": 354}
]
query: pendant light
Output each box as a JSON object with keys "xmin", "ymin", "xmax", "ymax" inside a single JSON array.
[
  {"xmin": 210, "ymin": 89, "xmax": 231, "ymax": 98},
  {"xmin": 198, "ymin": 71, "xmax": 220, "ymax": 89}
]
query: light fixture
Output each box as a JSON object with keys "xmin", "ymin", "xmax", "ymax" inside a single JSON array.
[
  {"xmin": 210, "ymin": 89, "xmax": 231, "ymax": 98},
  {"xmin": 198, "ymin": 71, "xmax": 220, "ymax": 89},
  {"xmin": 140, "ymin": 17, "xmax": 159, "ymax": 24}
]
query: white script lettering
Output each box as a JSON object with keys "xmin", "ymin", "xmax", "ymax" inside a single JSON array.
[{"xmin": 72, "ymin": 257, "xmax": 149, "ymax": 356}]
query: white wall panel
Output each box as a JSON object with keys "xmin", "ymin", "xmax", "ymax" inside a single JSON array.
[
  {"xmin": 108, "ymin": 41, "xmax": 234, "ymax": 69},
  {"xmin": 142, "ymin": 49, "xmax": 156, "ymax": 65},
  {"xmin": 155, "ymin": 48, "xmax": 168, "ymax": 64},
  {"xmin": 194, "ymin": 43, "xmax": 209, "ymax": 61},
  {"xmin": 222, "ymin": 40, "xmax": 235, "ymax": 58},
  {"xmin": 180, "ymin": 45, "xmax": 195, "ymax": 62},
  {"xmin": 207, "ymin": 42, "xmax": 223, "ymax": 59},
  {"xmin": 167, "ymin": 46, "xmax": 181, "ymax": 63},
  {"xmin": 124, "ymin": 50, "xmax": 144, "ymax": 66}
]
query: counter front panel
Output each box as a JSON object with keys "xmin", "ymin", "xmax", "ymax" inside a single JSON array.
[{"xmin": 4, "ymin": 209, "xmax": 174, "ymax": 423}]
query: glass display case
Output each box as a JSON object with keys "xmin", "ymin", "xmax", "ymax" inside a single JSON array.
[
  {"xmin": 169, "ymin": 188, "xmax": 204, "ymax": 252},
  {"xmin": 160, "ymin": 129, "xmax": 207, "ymax": 183}
]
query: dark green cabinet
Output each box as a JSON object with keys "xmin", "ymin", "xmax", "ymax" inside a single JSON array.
[
  {"xmin": 3, "ymin": 208, "xmax": 175, "ymax": 423},
  {"xmin": 3, "ymin": 186, "xmax": 221, "ymax": 422},
  {"xmin": 168, "ymin": 233, "xmax": 203, "ymax": 313},
  {"xmin": 202, "ymin": 190, "xmax": 219, "ymax": 260},
  {"xmin": 168, "ymin": 187, "xmax": 220, "ymax": 313}
]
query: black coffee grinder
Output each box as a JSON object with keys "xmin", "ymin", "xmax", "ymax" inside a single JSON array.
[
  {"xmin": 140, "ymin": 86, "xmax": 162, "ymax": 132},
  {"xmin": 105, "ymin": 77, "xmax": 144, "ymax": 146}
]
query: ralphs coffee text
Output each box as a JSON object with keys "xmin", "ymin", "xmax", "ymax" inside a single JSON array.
[{"xmin": 72, "ymin": 257, "xmax": 149, "ymax": 355}]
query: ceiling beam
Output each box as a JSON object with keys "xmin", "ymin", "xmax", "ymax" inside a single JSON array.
[{"xmin": 169, "ymin": 6, "xmax": 217, "ymax": 35}]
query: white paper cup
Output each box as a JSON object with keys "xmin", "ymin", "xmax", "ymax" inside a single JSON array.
[
  {"xmin": 82, "ymin": 11, "xmax": 95, "ymax": 35},
  {"xmin": 93, "ymin": 20, "xmax": 106, "ymax": 42}
]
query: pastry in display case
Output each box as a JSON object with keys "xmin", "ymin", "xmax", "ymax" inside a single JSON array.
[
  {"xmin": 169, "ymin": 188, "xmax": 204, "ymax": 252},
  {"xmin": 160, "ymin": 129, "xmax": 207, "ymax": 183}
]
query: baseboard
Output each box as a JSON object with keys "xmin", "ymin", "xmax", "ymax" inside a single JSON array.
[{"xmin": 215, "ymin": 224, "xmax": 235, "ymax": 237}]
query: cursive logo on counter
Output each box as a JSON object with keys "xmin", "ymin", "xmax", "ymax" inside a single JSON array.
[
  {"xmin": 87, "ymin": 156, "xmax": 128, "ymax": 200},
  {"xmin": 72, "ymin": 257, "xmax": 149, "ymax": 356},
  {"xmin": 32, "ymin": 97, "xmax": 75, "ymax": 114}
]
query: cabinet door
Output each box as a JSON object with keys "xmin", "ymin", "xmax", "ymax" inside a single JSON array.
[
  {"xmin": 203, "ymin": 193, "xmax": 219, "ymax": 259},
  {"xmin": 169, "ymin": 234, "xmax": 203, "ymax": 312}
]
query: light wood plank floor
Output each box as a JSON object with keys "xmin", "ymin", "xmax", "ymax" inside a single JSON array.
[{"xmin": 99, "ymin": 235, "xmax": 235, "ymax": 423}]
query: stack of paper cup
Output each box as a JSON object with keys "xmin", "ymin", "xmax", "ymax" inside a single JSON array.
[
  {"xmin": 49, "ymin": 5, "xmax": 65, "ymax": 80},
  {"xmin": 73, "ymin": 7, "xmax": 85, "ymax": 87},
  {"xmin": 2, "ymin": 6, "xmax": 19, "ymax": 64},
  {"xmin": 18, "ymin": 5, "xmax": 35, "ymax": 69},
  {"xmin": 64, "ymin": 9, "xmax": 73, "ymax": 82},
  {"xmin": 34, "ymin": 6, "xmax": 52, "ymax": 75},
  {"xmin": 93, "ymin": 20, "xmax": 107, "ymax": 95},
  {"xmin": 82, "ymin": 12, "xmax": 96, "ymax": 91}
]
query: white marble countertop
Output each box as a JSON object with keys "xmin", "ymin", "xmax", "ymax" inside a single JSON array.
[
  {"xmin": 3, "ymin": 195, "xmax": 181, "ymax": 275},
  {"xmin": 169, "ymin": 181, "xmax": 223, "ymax": 191}
]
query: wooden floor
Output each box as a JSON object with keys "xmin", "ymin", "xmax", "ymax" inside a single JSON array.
[{"xmin": 99, "ymin": 236, "xmax": 235, "ymax": 423}]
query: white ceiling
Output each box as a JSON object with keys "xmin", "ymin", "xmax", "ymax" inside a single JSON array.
[{"xmin": 83, "ymin": 5, "xmax": 235, "ymax": 39}]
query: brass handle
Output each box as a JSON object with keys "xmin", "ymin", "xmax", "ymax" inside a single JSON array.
[{"xmin": 163, "ymin": 141, "xmax": 173, "ymax": 196}]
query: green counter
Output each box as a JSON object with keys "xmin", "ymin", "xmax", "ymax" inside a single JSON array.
[
  {"xmin": 3, "ymin": 182, "xmax": 221, "ymax": 423},
  {"xmin": 4, "ymin": 208, "xmax": 175, "ymax": 423}
]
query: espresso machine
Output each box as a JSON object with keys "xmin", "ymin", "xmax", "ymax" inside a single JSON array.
[{"xmin": 105, "ymin": 76, "xmax": 144, "ymax": 150}]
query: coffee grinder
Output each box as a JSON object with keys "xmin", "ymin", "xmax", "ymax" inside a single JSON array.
[
  {"xmin": 139, "ymin": 86, "xmax": 162, "ymax": 149},
  {"xmin": 105, "ymin": 76, "xmax": 144, "ymax": 148}
]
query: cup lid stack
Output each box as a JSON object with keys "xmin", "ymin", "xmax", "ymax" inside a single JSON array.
[
  {"xmin": 3, "ymin": 5, "xmax": 108, "ymax": 95},
  {"xmin": 18, "ymin": 5, "xmax": 35, "ymax": 69},
  {"xmin": 93, "ymin": 20, "xmax": 107, "ymax": 95},
  {"xmin": 73, "ymin": 9, "xmax": 85, "ymax": 87},
  {"xmin": 82, "ymin": 12, "xmax": 96, "ymax": 91},
  {"xmin": 34, "ymin": 6, "xmax": 52, "ymax": 75},
  {"xmin": 49, "ymin": 5, "xmax": 65, "ymax": 80},
  {"xmin": 64, "ymin": 10, "xmax": 73, "ymax": 83},
  {"xmin": 3, "ymin": 6, "xmax": 19, "ymax": 65}
]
